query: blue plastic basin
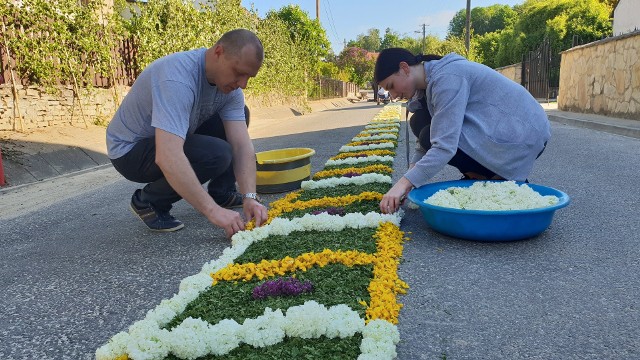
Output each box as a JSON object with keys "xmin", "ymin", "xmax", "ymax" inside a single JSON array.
[{"xmin": 407, "ymin": 180, "xmax": 570, "ymax": 242}]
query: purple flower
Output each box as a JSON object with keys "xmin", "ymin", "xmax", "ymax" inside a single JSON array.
[
  {"xmin": 342, "ymin": 172, "xmax": 361, "ymax": 178},
  {"xmin": 252, "ymin": 277, "xmax": 314, "ymax": 300}
]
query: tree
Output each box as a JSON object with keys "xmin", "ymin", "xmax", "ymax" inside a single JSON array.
[
  {"xmin": 448, "ymin": 4, "xmax": 517, "ymax": 38},
  {"xmin": 511, "ymin": 0, "xmax": 612, "ymax": 57},
  {"xmin": 266, "ymin": 4, "xmax": 330, "ymax": 64},
  {"xmin": 347, "ymin": 28, "xmax": 381, "ymax": 52},
  {"xmin": 336, "ymin": 47, "xmax": 377, "ymax": 87},
  {"xmin": 380, "ymin": 28, "xmax": 402, "ymax": 50}
]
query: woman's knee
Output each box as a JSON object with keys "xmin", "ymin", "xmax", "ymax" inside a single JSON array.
[{"xmin": 409, "ymin": 108, "xmax": 431, "ymax": 137}]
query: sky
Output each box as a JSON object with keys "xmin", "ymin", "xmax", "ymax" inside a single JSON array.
[{"xmin": 241, "ymin": 0, "xmax": 525, "ymax": 54}]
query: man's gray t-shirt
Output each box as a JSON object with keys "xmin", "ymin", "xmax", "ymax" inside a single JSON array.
[{"xmin": 106, "ymin": 48, "xmax": 245, "ymax": 159}]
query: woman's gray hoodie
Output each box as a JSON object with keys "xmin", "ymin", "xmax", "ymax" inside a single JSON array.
[{"xmin": 404, "ymin": 53, "xmax": 551, "ymax": 187}]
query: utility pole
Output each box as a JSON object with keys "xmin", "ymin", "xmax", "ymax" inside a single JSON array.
[
  {"xmin": 465, "ymin": 0, "xmax": 471, "ymax": 56},
  {"xmin": 316, "ymin": 0, "xmax": 320, "ymax": 21},
  {"xmin": 415, "ymin": 23, "xmax": 428, "ymax": 54}
]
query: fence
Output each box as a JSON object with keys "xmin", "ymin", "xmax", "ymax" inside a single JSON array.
[
  {"xmin": 521, "ymin": 37, "xmax": 560, "ymax": 100},
  {"xmin": 0, "ymin": 34, "xmax": 138, "ymax": 88},
  {"xmin": 308, "ymin": 76, "xmax": 359, "ymax": 100}
]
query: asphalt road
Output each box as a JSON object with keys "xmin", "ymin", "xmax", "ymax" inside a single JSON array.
[{"xmin": 1, "ymin": 102, "xmax": 639, "ymax": 360}]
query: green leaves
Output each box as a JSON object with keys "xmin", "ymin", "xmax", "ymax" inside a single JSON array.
[{"xmin": 2, "ymin": 0, "xmax": 324, "ymax": 100}]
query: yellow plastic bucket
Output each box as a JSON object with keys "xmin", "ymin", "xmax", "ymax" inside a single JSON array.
[{"xmin": 255, "ymin": 148, "xmax": 316, "ymax": 193}]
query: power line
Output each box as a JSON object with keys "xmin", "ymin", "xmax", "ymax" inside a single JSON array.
[{"xmin": 323, "ymin": 0, "xmax": 340, "ymax": 49}]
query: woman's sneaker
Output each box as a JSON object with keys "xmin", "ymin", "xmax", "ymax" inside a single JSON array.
[{"xmin": 129, "ymin": 189, "xmax": 184, "ymax": 232}]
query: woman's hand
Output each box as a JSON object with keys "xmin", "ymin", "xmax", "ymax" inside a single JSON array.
[{"xmin": 380, "ymin": 177, "xmax": 414, "ymax": 214}]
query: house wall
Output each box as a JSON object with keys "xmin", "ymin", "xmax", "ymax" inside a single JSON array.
[
  {"xmin": 613, "ymin": 0, "xmax": 640, "ymax": 36},
  {"xmin": 558, "ymin": 31, "xmax": 640, "ymax": 120}
]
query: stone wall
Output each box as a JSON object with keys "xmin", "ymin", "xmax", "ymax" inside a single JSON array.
[
  {"xmin": 0, "ymin": 84, "xmax": 313, "ymax": 131},
  {"xmin": 495, "ymin": 63, "xmax": 522, "ymax": 84},
  {"xmin": 558, "ymin": 31, "xmax": 640, "ymax": 120},
  {"xmin": 0, "ymin": 85, "xmax": 129, "ymax": 131}
]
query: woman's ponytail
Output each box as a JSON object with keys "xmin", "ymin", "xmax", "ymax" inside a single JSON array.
[
  {"xmin": 375, "ymin": 49, "xmax": 443, "ymax": 83},
  {"xmin": 415, "ymin": 54, "xmax": 443, "ymax": 63}
]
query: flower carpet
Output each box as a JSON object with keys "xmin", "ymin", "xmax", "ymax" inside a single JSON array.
[{"xmin": 96, "ymin": 104, "xmax": 408, "ymax": 360}]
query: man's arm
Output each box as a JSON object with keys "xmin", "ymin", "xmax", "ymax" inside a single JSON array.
[
  {"xmin": 222, "ymin": 120, "xmax": 268, "ymax": 226},
  {"xmin": 154, "ymin": 128, "xmax": 246, "ymax": 237}
]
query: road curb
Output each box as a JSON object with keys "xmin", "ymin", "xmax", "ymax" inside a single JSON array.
[{"xmin": 547, "ymin": 112, "xmax": 640, "ymax": 139}]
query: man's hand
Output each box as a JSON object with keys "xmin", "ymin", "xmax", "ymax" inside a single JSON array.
[
  {"xmin": 206, "ymin": 207, "xmax": 246, "ymax": 238},
  {"xmin": 243, "ymin": 198, "xmax": 268, "ymax": 227}
]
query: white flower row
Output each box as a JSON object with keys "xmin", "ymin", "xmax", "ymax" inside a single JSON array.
[
  {"xmin": 301, "ymin": 173, "xmax": 392, "ymax": 190},
  {"xmin": 325, "ymin": 155, "xmax": 394, "ymax": 167},
  {"xmin": 96, "ymin": 211, "xmax": 403, "ymax": 360},
  {"xmin": 352, "ymin": 133, "xmax": 398, "ymax": 142},
  {"xmin": 97, "ymin": 301, "xmax": 385, "ymax": 360},
  {"xmin": 361, "ymin": 129, "xmax": 399, "ymax": 135},
  {"xmin": 426, "ymin": 181, "xmax": 559, "ymax": 210},
  {"xmin": 340, "ymin": 142, "xmax": 395, "ymax": 152},
  {"xmin": 365, "ymin": 123, "xmax": 400, "ymax": 130}
]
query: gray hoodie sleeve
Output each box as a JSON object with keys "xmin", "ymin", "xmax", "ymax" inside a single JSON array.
[
  {"xmin": 410, "ymin": 141, "xmax": 426, "ymax": 165},
  {"xmin": 404, "ymin": 74, "xmax": 470, "ymax": 188}
]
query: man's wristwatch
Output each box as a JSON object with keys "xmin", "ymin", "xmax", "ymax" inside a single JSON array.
[{"xmin": 244, "ymin": 192, "xmax": 262, "ymax": 203}]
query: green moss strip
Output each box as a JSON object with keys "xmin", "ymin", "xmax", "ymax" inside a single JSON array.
[
  {"xmin": 165, "ymin": 264, "xmax": 372, "ymax": 330},
  {"xmin": 272, "ymin": 199, "xmax": 380, "ymax": 222},
  {"xmin": 164, "ymin": 335, "xmax": 362, "ymax": 360},
  {"xmin": 236, "ymin": 228, "xmax": 377, "ymax": 264},
  {"xmin": 298, "ymin": 183, "xmax": 391, "ymax": 201}
]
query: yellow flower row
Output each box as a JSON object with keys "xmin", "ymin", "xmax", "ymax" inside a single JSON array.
[
  {"xmin": 330, "ymin": 149, "xmax": 395, "ymax": 160},
  {"xmin": 365, "ymin": 222, "xmax": 409, "ymax": 324},
  {"xmin": 312, "ymin": 164, "xmax": 394, "ymax": 180},
  {"xmin": 211, "ymin": 248, "xmax": 376, "ymax": 283},
  {"xmin": 246, "ymin": 191, "xmax": 383, "ymax": 230}
]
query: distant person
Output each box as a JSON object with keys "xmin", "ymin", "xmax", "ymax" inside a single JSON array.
[
  {"xmin": 374, "ymin": 49, "xmax": 551, "ymax": 214},
  {"xmin": 106, "ymin": 29, "xmax": 267, "ymax": 237},
  {"xmin": 377, "ymin": 86, "xmax": 390, "ymax": 105}
]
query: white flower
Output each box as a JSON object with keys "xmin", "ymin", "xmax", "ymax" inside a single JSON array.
[
  {"xmin": 167, "ymin": 317, "xmax": 210, "ymax": 359},
  {"xmin": 425, "ymin": 181, "xmax": 559, "ymax": 210},
  {"xmin": 95, "ymin": 331, "xmax": 129, "ymax": 360},
  {"xmin": 325, "ymin": 155, "xmax": 394, "ymax": 166},
  {"xmin": 362, "ymin": 319, "xmax": 400, "ymax": 344},
  {"xmin": 325, "ymin": 304, "xmax": 365, "ymax": 338},
  {"xmin": 301, "ymin": 174, "xmax": 392, "ymax": 190},
  {"xmin": 207, "ymin": 319, "xmax": 242, "ymax": 355},
  {"xmin": 144, "ymin": 303, "xmax": 177, "ymax": 328},
  {"xmin": 352, "ymin": 133, "xmax": 398, "ymax": 142},
  {"xmin": 358, "ymin": 320, "xmax": 400, "ymax": 360},
  {"xmin": 239, "ymin": 308, "xmax": 286, "ymax": 347},
  {"xmin": 339, "ymin": 142, "xmax": 395, "ymax": 152},
  {"xmin": 126, "ymin": 321, "xmax": 171, "ymax": 360},
  {"xmin": 284, "ymin": 301, "xmax": 329, "ymax": 338}
]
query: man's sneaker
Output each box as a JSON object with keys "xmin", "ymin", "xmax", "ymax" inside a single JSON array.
[
  {"xmin": 211, "ymin": 191, "xmax": 244, "ymax": 209},
  {"xmin": 129, "ymin": 189, "xmax": 184, "ymax": 232}
]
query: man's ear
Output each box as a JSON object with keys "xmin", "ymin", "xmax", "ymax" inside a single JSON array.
[{"xmin": 213, "ymin": 44, "xmax": 224, "ymax": 58}]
